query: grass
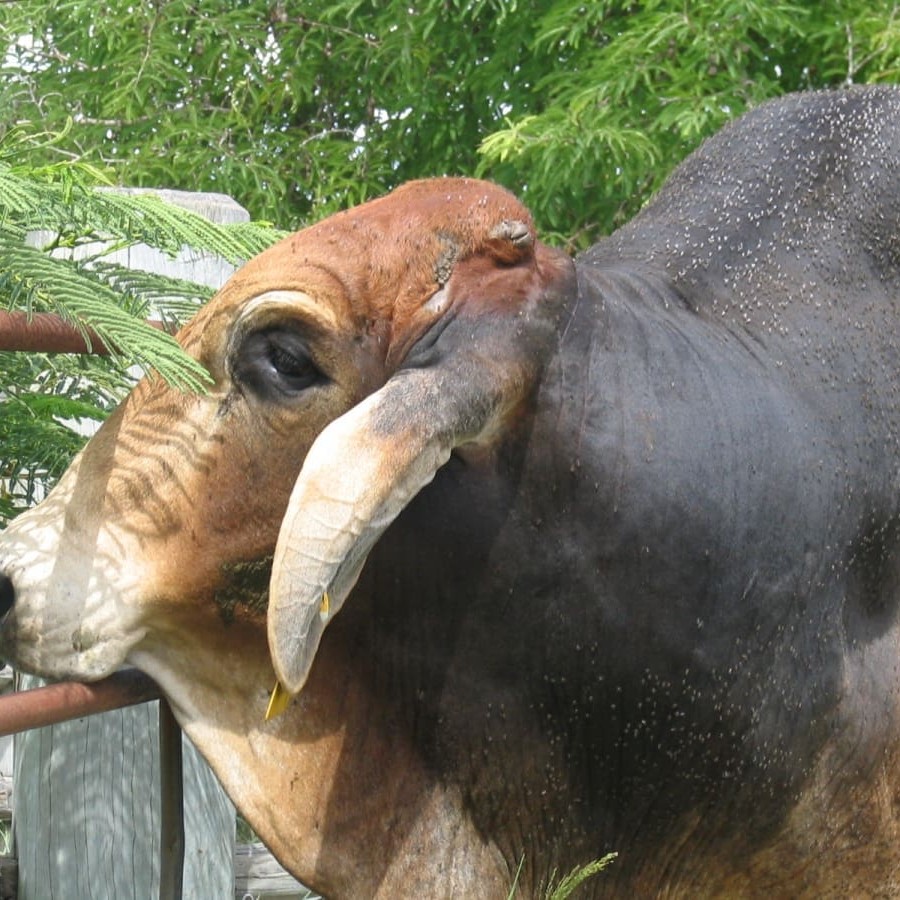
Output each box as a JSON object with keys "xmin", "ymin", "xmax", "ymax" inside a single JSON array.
[
  {"xmin": 507, "ymin": 852, "xmax": 618, "ymax": 899},
  {"xmin": 546, "ymin": 854, "xmax": 618, "ymax": 899}
]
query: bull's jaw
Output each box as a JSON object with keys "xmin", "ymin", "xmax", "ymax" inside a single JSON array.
[{"xmin": 0, "ymin": 459, "xmax": 147, "ymax": 681}]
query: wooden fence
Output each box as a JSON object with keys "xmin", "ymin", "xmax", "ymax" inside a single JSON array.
[{"xmin": 0, "ymin": 673, "xmax": 310, "ymax": 899}]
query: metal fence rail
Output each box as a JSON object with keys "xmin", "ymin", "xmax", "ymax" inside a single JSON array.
[{"xmin": 0, "ymin": 673, "xmax": 184, "ymax": 900}]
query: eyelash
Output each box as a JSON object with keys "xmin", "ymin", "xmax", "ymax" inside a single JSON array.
[{"xmin": 233, "ymin": 328, "xmax": 324, "ymax": 397}]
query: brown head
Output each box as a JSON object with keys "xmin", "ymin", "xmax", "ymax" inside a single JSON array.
[{"xmin": 0, "ymin": 175, "xmax": 575, "ymax": 700}]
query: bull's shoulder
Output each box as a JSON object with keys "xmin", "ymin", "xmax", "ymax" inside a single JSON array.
[{"xmin": 580, "ymin": 85, "xmax": 900, "ymax": 326}]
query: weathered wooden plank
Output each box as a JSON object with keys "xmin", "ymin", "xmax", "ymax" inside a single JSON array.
[
  {"xmin": 0, "ymin": 776, "xmax": 11, "ymax": 821},
  {"xmin": 0, "ymin": 855, "xmax": 16, "ymax": 900},
  {"xmin": 14, "ymin": 685, "xmax": 235, "ymax": 900},
  {"xmin": 234, "ymin": 843, "xmax": 316, "ymax": 899}
]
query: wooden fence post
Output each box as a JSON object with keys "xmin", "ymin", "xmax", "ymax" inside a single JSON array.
[{"xmin": 13, "ymin": 190, "xmax": 246, "ymax": 900}]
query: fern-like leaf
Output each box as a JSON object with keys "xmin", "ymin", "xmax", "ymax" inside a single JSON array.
[
  {"xmin": 0, "ymin": 235, "xmax": 211, "ymax": 390},
  {"xmin": 0, "ymin": 132, "xmax": 285, "ymax": 524}
]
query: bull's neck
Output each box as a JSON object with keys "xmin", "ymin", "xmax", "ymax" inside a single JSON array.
[{"xmin": 128, "ymin": 606, "xmax": 512, "ymax": 898}]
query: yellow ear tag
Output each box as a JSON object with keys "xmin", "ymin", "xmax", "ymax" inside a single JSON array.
[
  {"xmin": 265, "ymin": 681, "xmax": 292, "ymax": 721},
  {"xmin": 266, "ymin": 592, "xmax": 330, "ymax": 721}
]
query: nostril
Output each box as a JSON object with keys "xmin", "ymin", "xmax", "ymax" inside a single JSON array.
[{"xmin": 0, "ymin": 573, "xmax": 14, "ymax": 620}]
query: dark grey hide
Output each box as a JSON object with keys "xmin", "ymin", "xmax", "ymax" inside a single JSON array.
[{"xmin": 346, "ymin": 85, "xmax": 900, "ymax": 895}]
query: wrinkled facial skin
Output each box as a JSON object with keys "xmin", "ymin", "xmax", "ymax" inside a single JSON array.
[{"xmin": 0, "ymin": 287, "xmax": 380, "ymax": 679}]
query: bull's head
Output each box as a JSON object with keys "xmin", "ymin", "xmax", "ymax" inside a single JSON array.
[{"xmin": 0, "ymin": 178, "xmax": 575, "ymax": 706}]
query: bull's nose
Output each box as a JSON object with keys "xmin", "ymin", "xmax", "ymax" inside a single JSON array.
[{"xmin": 0, "ymin": 573, "xmax": 14, "ymax": 620}]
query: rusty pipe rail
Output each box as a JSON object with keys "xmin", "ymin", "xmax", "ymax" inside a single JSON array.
[
  {"xmin": 0, "ymin": 668, "xmax": 161, "ymax": 735},
  {"xmin": 0, "ymin": 311, "xmax": 171, "ymax": 355},
  {"xmin": 0, "ymin": 669, "xmax": 184, "ymax": 900}
]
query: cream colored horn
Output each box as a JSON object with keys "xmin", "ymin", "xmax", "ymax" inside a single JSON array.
[{"xmin": 267, "ymin": 365, "xmax": 501, "ymax": 696}]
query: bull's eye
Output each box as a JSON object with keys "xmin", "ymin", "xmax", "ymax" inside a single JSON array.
[{"xmin": 233, "ymin": 328, "xmax": 323, "ymax": 397}]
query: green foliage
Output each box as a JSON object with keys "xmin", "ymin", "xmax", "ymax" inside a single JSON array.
[
  {"xmin": 478, "ymin": 0, "xmax": 900, "ymax": 245},
  {"xmin": 0, "ymin": 129, "xmax": 282, "ymax": 523},
  {"xmin": 0, "ymin": 350, "xmax": 122, "ymax": 521},
  {"xmin": 0, "ymin": 131, "xmax": 279, "ymax": 384},
  {"xmin": 2, "ymin": 1, "xmax": 898, "ymax": 251}
]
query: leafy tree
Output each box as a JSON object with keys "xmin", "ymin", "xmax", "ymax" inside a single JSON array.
[{"xmin": 2, "ymin": 1, "xmax": 898, "ymax": 249}]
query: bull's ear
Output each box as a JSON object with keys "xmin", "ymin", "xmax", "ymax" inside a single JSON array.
[{"xmin": 267, "ymin": 241, "xmax": 575, "ymax": 694}]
